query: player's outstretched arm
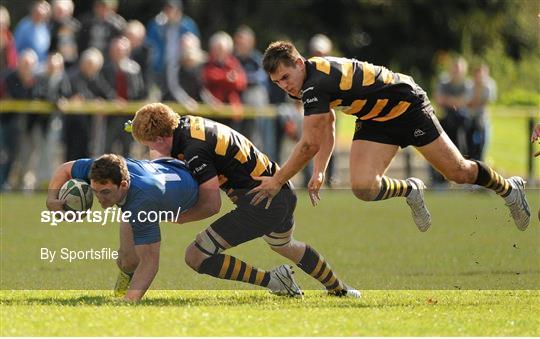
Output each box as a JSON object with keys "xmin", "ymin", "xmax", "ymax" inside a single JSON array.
[
  {"xmin": 124, "ymin": 240, "xmax": 160, "ymax": 302},
  {"xmin": 175, "ymin": 176, "xmax": 221, "ymax": 224},
  {"xmin": 309, "ymin": 110, "xmax": 336, "ymax": 206},
  {"xmin": 46, "ymin": 161, "xmax": 75, "ymax": 211},
  {"xmin": 249, "ymin": 113, "xmax": 327, "ymax": 208}
]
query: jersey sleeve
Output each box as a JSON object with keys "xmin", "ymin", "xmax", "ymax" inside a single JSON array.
[
  {"xmin": 71, "ymin": 158, "xmax": 93, "ymax": 183},
  {"xmin": 182, "ymin": 141, "xmax": 218, "ymax": 184},
  {"xmin": 302, "ymin": 81, "xmax": 331, "ymax": 116}
]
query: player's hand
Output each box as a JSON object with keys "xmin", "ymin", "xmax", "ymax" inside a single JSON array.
[
  {"xmin": 307, "ymin": 171, "xmax": 325, "ymax": 206},
  {"xmin": 248, "ymin": 176, "xmax": 282, "ymax": 209},
  {"xmin": 46, "ymin": 198, "xmax": 66, "ymax": 211}
]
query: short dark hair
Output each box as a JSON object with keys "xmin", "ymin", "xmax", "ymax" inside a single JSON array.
[
  {"xmin": 89, "ymin": 154, "xmax": 129, "ymax": 186},
  {"xmin": 263, "ymin": 41, "xmax": 301, "ymax": 74}
]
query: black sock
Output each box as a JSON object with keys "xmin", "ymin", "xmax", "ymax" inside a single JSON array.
[
  {"xmin": 297, "ymin": 246, "xmax": 343, "ymax": 291},
  {"xmin": 374, "ymin": 176, "xmax": 414, "ymax": 200},
  {"xmin": 198, "ymin": 254, "xmax": 271, "ymax": 287},
  {"xmin": 473, "ymin": 160, "xmax": 512, "ymax": 197}
]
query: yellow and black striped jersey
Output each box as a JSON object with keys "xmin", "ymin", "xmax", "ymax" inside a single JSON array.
[
  {"xmin": 170, "ymin": 115, "xmax": 279, "ymax": 190},
  {"xmin": 299, "ymin": 56, "xmax": 428, "ymax": 122}
]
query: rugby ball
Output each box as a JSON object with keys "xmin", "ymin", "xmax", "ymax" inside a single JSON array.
[{"xmin": 59, "ymin": 179, "xmax": 93, "ymax": 211}]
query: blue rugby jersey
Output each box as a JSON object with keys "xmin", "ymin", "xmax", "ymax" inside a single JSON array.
[{"xmin": 72, "ymin": 158, "xmax": 199, "ymax": 245}]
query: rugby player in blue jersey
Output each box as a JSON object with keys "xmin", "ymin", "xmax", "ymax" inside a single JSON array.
[
  {"xmin": 46, "ymin": 154, "xmax": 200, "ymax": 301},
  {"xmin": 47, "ymin": 153, "xmax": 306, "ymax": 300}
]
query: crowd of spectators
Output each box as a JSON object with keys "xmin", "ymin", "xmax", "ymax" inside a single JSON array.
[
  {"xmin": 0, "ymin": 0, "xmax": 332, "ymax": 191},
  {"xmin": 431, "ymin": 55, "xmax": 497, "ymax": 187}
]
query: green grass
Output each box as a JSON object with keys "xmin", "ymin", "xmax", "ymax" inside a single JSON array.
[
  {"xmin": 1, "ymin": 190, "xmax": 540, "ymax": 335},
  {"xmin": 1, "ymin": 290, "xmax": 538, "ymax": 336}
]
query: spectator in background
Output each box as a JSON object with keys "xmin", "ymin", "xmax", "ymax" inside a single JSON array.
[
  {"xmin": 309, "ymin": 33, "xmax": 336, "ymax": 187},
  {"xmin": 203, "ymin": 31, "xmax": 247, "ymax": 130},
  {"xmin": 146, "ymin": 0, "xmax": 200, "ymax": 98},
  {"xmin": 25, "ymin": 53, "xmax": 72, "ymax": 189},
  {"xmin": 77, "ymin": 0, "xmax": 126, "ymax": 54},
  {"xmin": 3, "ymin": 50, "xmax": 39, "ymax": 189},
  {"xmin": 49, "ymin": 0, "xmax": 80, "ymax": 69},
  {"xmin": 14, "ymin": 0, "xmax": 51, "ymax": 64},
  {"xmin": 0, "ymin": 6, "xmax": 17, "ymax": 97},
  {"xmin": 163, "ymin": 32, "xmax": 208, "ymax": 106},
  {"xmin": 467, "ymin": 63, "xmax": 496, "ymax": 161},
  {"xmin": 35, "ymin": 52, "xmax": 71, "ymax": 103},
  {"xmin": 162, "ymin": 32, "xmax": 201, "ymax": 112},
  {"xmin": 435, "ymin": 55, "xmax": 472, "ymax": 153},
  {"xmin": 124, "ymin": 20, "xmax": 153, "ymax": 97},
  {"xmin": 102, "ymin": 36, "xmax": 145, "ymax": 156},
  {"xmin": 432, "ymin": 55, "xmax": 472, "ymax": 186},
  {"xmin": 66, "ymin": 48, "xmax": 114, "ymax": 161},
  {"xmin": 234, "ymin": 25, "xmax": 273, "ymax": 156}
]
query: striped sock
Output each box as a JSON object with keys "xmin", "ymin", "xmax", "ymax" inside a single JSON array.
[
  {"xmin": 297, "ymin": 246, "xmax": 343, "ymax": 291},
  {"xmin": 198, "ymin": 254, "xmax": 270, "ymax": 287},
  {"xmin": 473, "ymin": 160, "xmax": 512, "ymax": 197},
  {"xmin": 374, "ymin": 176, "xmax": 413, "ymax": 200}
]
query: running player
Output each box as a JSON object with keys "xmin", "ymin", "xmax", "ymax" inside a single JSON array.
[{"xmin": 250, "ymin": 41, "xmax": 530, "ymax": 232}]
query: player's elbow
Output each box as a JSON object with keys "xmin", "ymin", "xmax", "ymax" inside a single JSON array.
[
  {"xmin": 203, "ymin": 196, "xmax": 221, "ymax": 217},
  {"xmin": 299, "ymin": 140, "xmax": 320, "ymax": 158},
  {"xmin": 206, "ymin": 201, "xmax": 221, "ymax": 217}
]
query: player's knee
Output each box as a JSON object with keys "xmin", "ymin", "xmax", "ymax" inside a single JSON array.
[
  {"xmin": 442, "ymin": 160, "xmax": 475, "ymax": 184},
  {"xmin": 351, "ymin": 180, "xmax": 379, "ymax": 201},
  {"xmin": 270, "ymin": 243, "xmax": 291, "ymax": 256},
  {"xmin": 269, "ymin": 239, "xmax": 305, "ymax": 262},
  {"xmin": 184, "ymin": 243, "xmax": 205, "ymax": 272}
]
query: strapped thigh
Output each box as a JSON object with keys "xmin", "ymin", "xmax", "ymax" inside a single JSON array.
[
  {"xmin": 194, "ymin": 227, "xmax": 230, "ymax": 256},
  {"xmin": 263, "ymin": 224, "xmax": 295, "ymax": 248}
]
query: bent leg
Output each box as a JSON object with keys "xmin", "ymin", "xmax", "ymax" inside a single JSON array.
[
  {"xmin": 417, "ymin": 132, "xmax": 530, "ymax": 230},
  {"xmin": 416, "ymin": 132, "xmax": 478, "ymax": 184},
  {"xmin": 349, "ymin": 140, "xmax": 399, "ymax": 201},
  {"xmin": 185, "ymin": 224, "xmax": 273, "ymax": 288},
  {"xmin": 264, "ymin": 226, "xmax": 353, "ymax": 293},
  {"xmin": 350, "ymin": 139, "xmax": 432, "ymax": 230},
  {"xmin": 418, "ymin": 132, "xmax": 509, "ymax": 193}
]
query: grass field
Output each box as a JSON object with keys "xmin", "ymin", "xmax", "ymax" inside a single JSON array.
[
  {"xmin": 1, "ymin": 290, "xmax": 538, "ymax": 336},
  {"xmin": 1, "ymin": 190, "xmax": 539, "ymax": 336}
]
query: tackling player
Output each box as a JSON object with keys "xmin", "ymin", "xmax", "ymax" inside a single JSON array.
[
  {"xmin": 128, "ymin": 102, "xmax": 360, "ymax": 298},
  {"xmin": 250, "ymin": 41, "xmax": 530, "ymax": 231}
]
